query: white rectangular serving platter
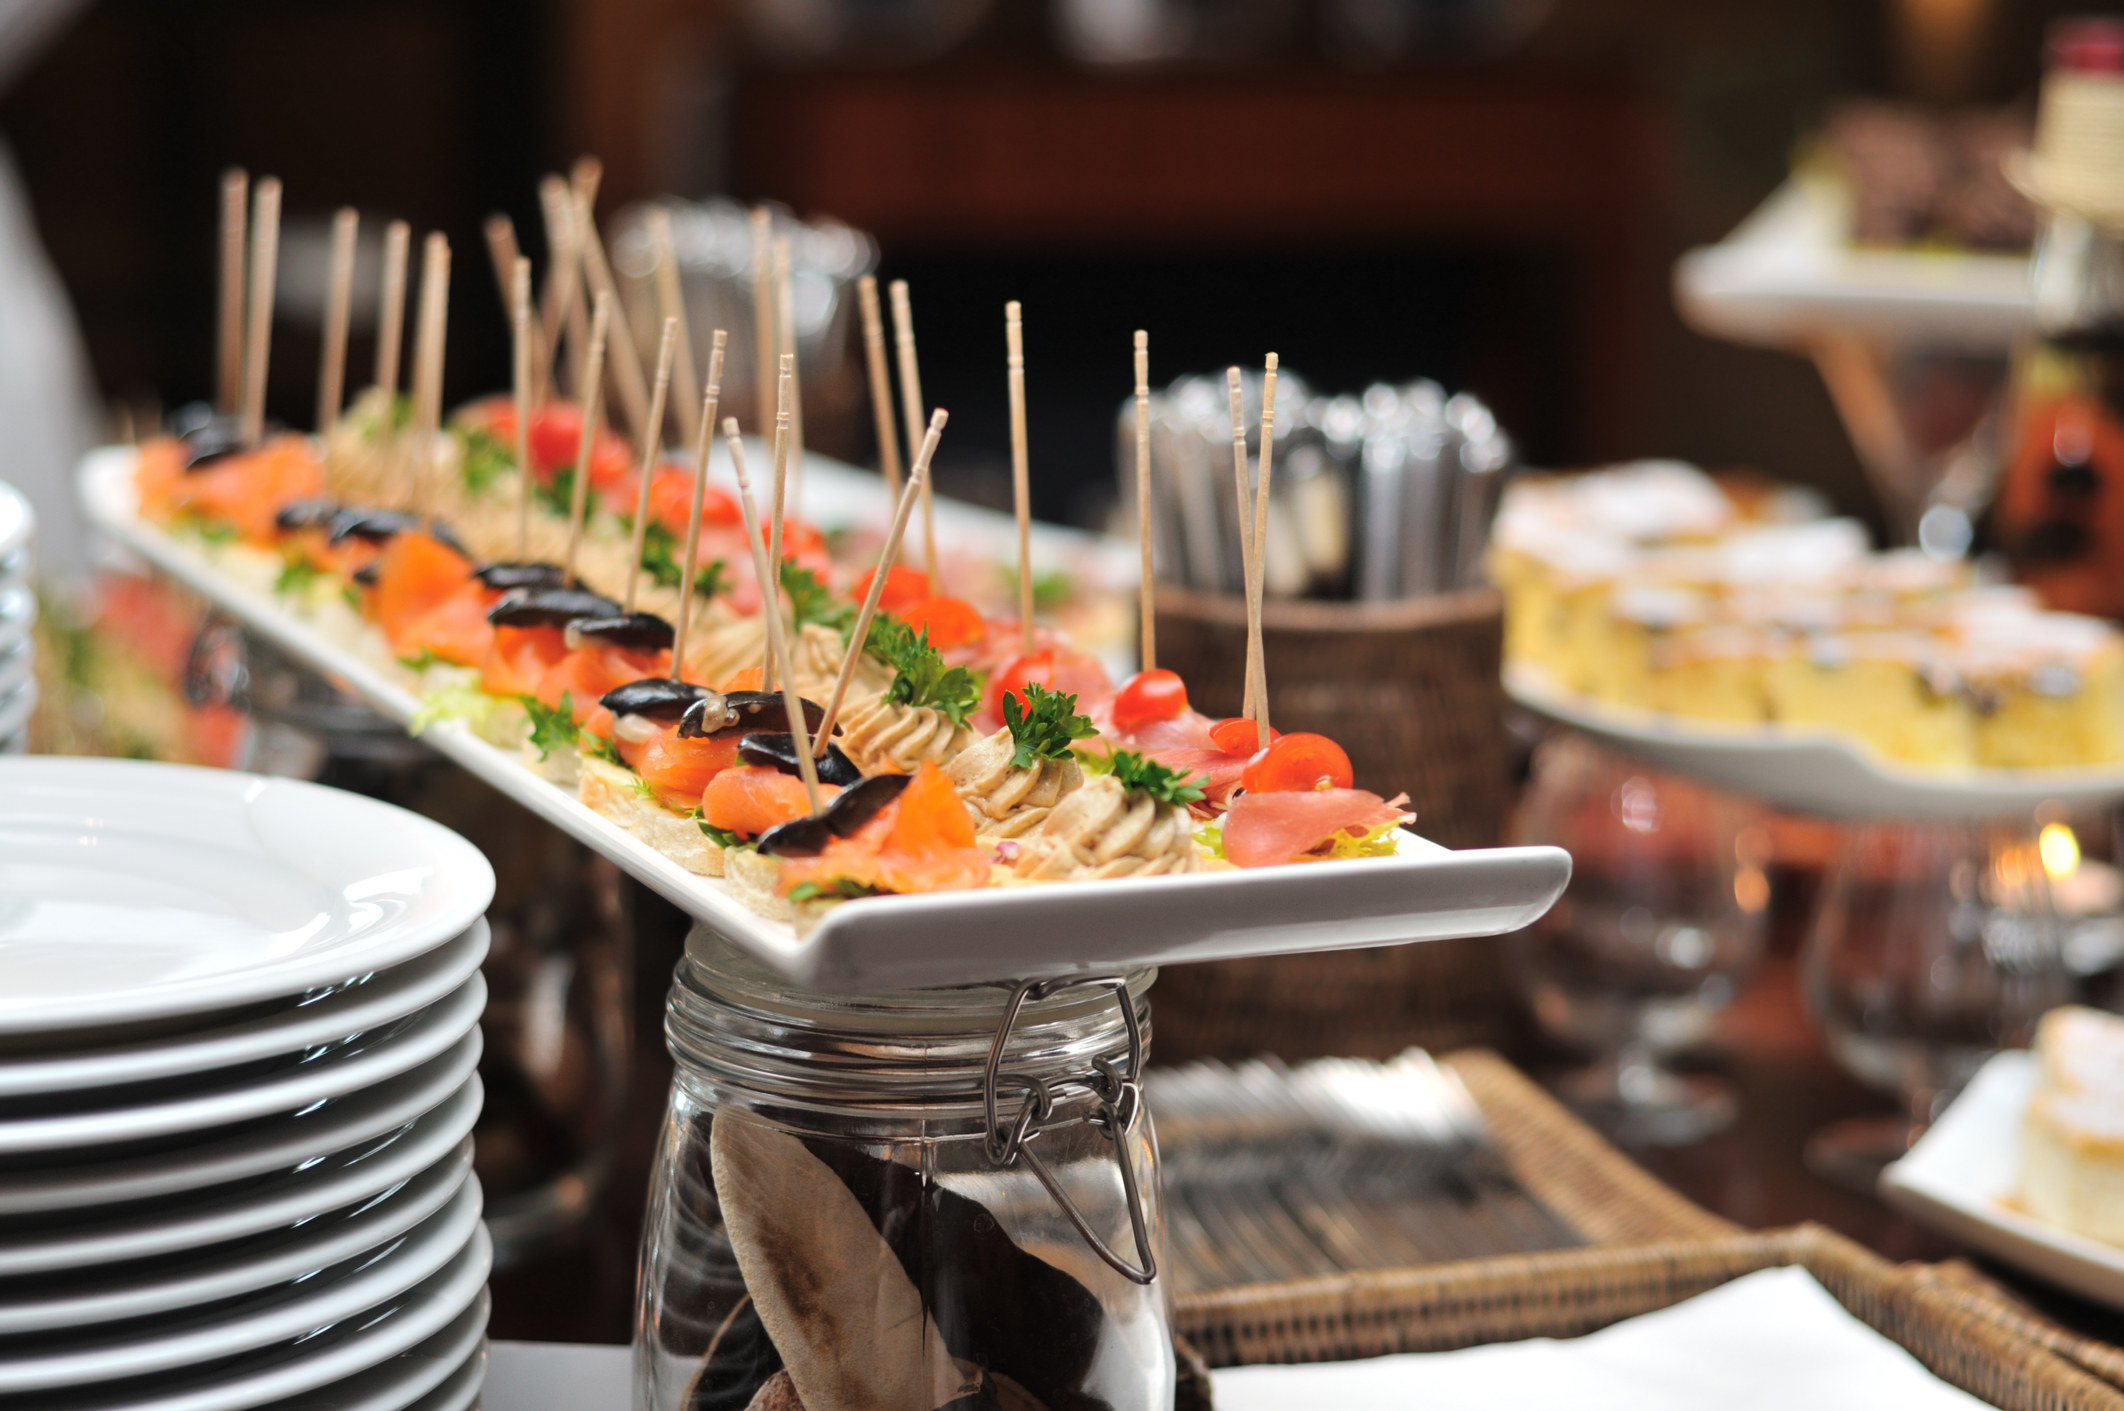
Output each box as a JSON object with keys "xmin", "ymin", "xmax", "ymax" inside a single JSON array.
[
  {"xmin": 1506, "ymin": 664, "xmax": 2124, "ymax": 821},
  {"xmin": 1881, "ymin": 1050, "xmax": 2124, "ymax": 1312},
  {"xmin": 1672, "ymin": 174, "xmax": 2033, "ymax": 354},
  {"xmin": 82, "ymin": 444, "xmax": 1569, "ymax": 992}
]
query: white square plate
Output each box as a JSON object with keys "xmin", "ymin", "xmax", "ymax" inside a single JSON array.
[{"xmin": 1880, "ymin": 1050, "xmax": 2124, "ymax": 1310}]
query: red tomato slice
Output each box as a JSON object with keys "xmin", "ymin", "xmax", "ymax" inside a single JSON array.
[
  {"xmin": 901, "ymin": 596, "xmax": 987, "ymax": 651},
  {"xmin": 985, "ymin": 647, "xmax": 1111, "ymax": 722},
  {"xmin": 1208, "ymin": 716, "xmax": 1282, "ymax": 754},
  {"xmin": 1240, "ymin": 732, "xmax": 1355, "ymax": 794},
  {"xmin": 852, "ymin": 564, "xmax": 932, "ymax": 614},
  {"xmin": 1110, "ymin": 669, "xmax": 1189, "ymax": 733},
  {"xmin": 527, "ymin": 403, "xmax": 585, "ymax": 477}
]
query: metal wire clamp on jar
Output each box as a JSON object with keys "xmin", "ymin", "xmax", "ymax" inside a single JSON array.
[{"xmin": 635, "ymin": 932, "xmax": 1173, "ymax": 1411}]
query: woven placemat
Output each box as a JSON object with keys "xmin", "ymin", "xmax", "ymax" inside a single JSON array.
[
  {"xmin": 1173, "ymin": 1223, "xmax": 2124, "ymax": 1410},
  {"xmin": 1439, "ymin": 1048, "xmax": 1737, "ymax": 1245}
]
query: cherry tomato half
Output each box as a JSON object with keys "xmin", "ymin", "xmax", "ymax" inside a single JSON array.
[
  {"xmin": 853, "ymin": 563, "xmax": 932, "ymax": 614},
  {"xmin": 1240, "ymin": 731, "xmax": 1354, "ymax": 794},
  {"xmin": 1110, "ymin": 669, "xmax": 1189, "ymax": 733},
  {"xmin": 527, "ymin": 403, "xmax": 586, "ymax": 477},
  {"xmin": 1209, "ymin": 715, "xmax": 1282, "ymax": 755},
  {"xmin": 986, "ymin": 648, "xmax": 1112, "ymax": 722},
  {"xmin": 901, "ymin": 596, "xmax": 988, "ymax": 650}
]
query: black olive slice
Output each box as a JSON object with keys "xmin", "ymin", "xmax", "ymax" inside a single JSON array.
[
  {"xmin": 757, "ymin": 774, "xmax": 912, "ymax": 857},
  {"xmin": 677, "ymin": 693, "xmax": 737, "ymax": 737},
  {"xmin": 486, "ymin": 586, "xmax": 623, "ymax": 628},
  {"xmin": 475, "ymin": 561, "xmax": 565, "ymax": 592},
  {"xmin": 180, "ymin": 413, "xmax": 249, "ymax": 470},
  {"xmin": 566, "ymin": 612, "xmax": 674, "ymax": 652},
  {"xmin": 326, "ymin": 509, "xmax": 469, "ymax": 558},
  {"xmin": 676, "ymin": 689, "xmax": 827, "ymax": 740},
  {"xmin": 599, "ymin": 678, "xmax": 715, "ymax": 722},
  {"xmin": 273, "ymin": 497, "xmax": 343, "ymax": 532},
  {"xmin": 738, "ymin": 732, "xmax": 862, "ymax": 787},
  {"xmin": 352, "ymin": 561, "xmax": 380, "ymax": 587}
]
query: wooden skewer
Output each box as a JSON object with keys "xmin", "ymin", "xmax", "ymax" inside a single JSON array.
[
  {"xmin": 1133, "ymin": 329, "xmax": 1155, "ymax": 673},
  {"xmin": 750, "ymin": 207, "xmax": 775, "ymax": 437},
  {"xmin": 648, "ymin": 208, "xmax": 700, "ymax": 448},
  {"xmin": 856, "ymin": 275, "xmax": 901, "ymax": 498},
  {"xmin": 564, "ymin": 293, "xmax": 613, "ymax": 587},
  {"xmin": 408, "ymin": 231, "xmax": 451, "ymax": 528},
  {"xmin": 672, "ymin": 331, "xmax": 729, "ymax": 684},
  {"xmin": 374, "ymin": 220, "xmax": 410, "ymax": 398},
  {"xmin": 238, "ymin": 177, "xmax": 282, "ymax": 448},
  {"xmin": 775, "ymin": 236, "xmax": 807, "ymax": 524},
  {"xmin": 1005, "ymin": 301, "xmax": 1034, "ymax": 658},
  {"xmin": 816, "ymin": 409, "xmax": 946, "ymax": 755},
  {"xmin": 724, "ymin": 417, "xmax": 821, "ymax": 812},
  {"xmin": 760, "ymin": 354, "xmax": 794, "ymax": 691},
  {"xmin": 624, "ymin": 317, "xmax": 680, "ymax": 612},
  {"xmin": 484, "ymin": 215, "xmax": 551, "ymax": 393},
  {"xmin": 316, "ymin": 207, "xmax": 359, "ymax": 436},
  {"xmin": 888, "ymin": 280, "xmax": 936, "ymax": 587},
  {"xmin": 1249, "ymin": 353, "xmax": 1279, "ymax": 747},
  {"xmin": 510, "ymin": 256, "xmax": 535, "ymax": 562},
  {"xmin": 1227, "ymin": 367, "xmax": 1257, "ymax": 721},
  {"xmin": 570, "ymin": 187, "xmax": 651, "ymax": 449},
  {"xmin": 217, "ymin": 169, "xmax": 247, "ymax": 415},
  {"xmin": 537, "ymin": 176, "xmax": 582, "ymax": 401}
]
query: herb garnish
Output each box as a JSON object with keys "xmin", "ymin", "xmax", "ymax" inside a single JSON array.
[
  {"xmin": 532, "ymin": 464, "xmax": 575, "ymax": 517},
  {"xmin": 639, "ymin": 521, "xmax": 727, "ymax": 599},
  {"xmin": 870, "ymin": 617, "xmax": 980, "ymax": 725},
  {"xmin": 522, "ymin": 693, "xmax": 581, "ymax": 761},
  {"xmin": 1003, "ymin": 682, "xmax": 1097, "ymax": 769},
  {"xmin": 458, "ymin": 427, "xmax": 512, "ymax": 494},
  {"xmin": 274, "ymin": 558, "xmax": 325, "ymax": 597},
  {"xmin": 1079, "ymin": 748, "xmax": 1206, "ymax": 807},
  {"xmin": 692, "ymin": 814, "xmax": 757, "ymax": 851},
  {"xmin": 780, "ymin": 561, "xmax": 855, "ymax": 635},
  {"xmin": 788, "ymin": 877, "xmax": 884, "ymax": 903}
]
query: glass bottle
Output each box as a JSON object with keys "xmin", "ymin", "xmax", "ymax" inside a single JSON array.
[
  {"xmin": 635, "ymin": 933, "xmax": 1171, "ymax": 1411},
  {"xmin": 1993, "ymin": 18, "xmax": 2124, "ymax": 614}
]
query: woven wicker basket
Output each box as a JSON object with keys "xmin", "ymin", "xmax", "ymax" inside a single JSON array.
[{"xmin": 1172, "ymin": 1224, "xmax": 2124, "ymax": 1410}]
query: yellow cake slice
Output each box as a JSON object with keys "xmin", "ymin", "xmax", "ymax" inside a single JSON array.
[
  {"xmin": 1954, "ymin": 613, "xmax": 2124, "ymax": 770},
  {"xmin": 1762, "ymin": 630, "xmax": 1973, "ymax": 767},
  {"xmin": 2019, "ymin": 1006, "xmax": 2124, "ymax": 1247}
]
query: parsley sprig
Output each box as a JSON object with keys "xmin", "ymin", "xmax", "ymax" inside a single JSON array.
[
  {"xmin": 788, "ymin": 877, "xmax": 884, "ymax": 903},
  {"xmin": 1080, "ymin": 748, "xmax": 1206, "ymax": 808},
  {"xmin": 457, "ymin": 427, "xmax": 512, "ymax": 494},
  {"xmin": 870, "ymin": 617, "xmax": 980, "ymax": 725},
  {"xmin": 522, "ymin": 693, "xmax": 581, "ymax": 761},
  {"xmin": 639, "ymin": 521, "xmax": 728, "ymax": 600},
  {"xmin": 780, "ymin": 562, "xmax": 855, "ymax": 635},
  {"xmin": 1003, "ymin": 682, "xmax": 1097, "ymax": 769}
]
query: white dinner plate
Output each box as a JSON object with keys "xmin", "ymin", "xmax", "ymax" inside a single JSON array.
[
  {"xmin": 0, "ymin": 1045, "xmax": 478, "ymax": 1275},
  {"xmin": 0, "ymin": 756, "xmax": 494, "ymax": 1035},
  {"xmin": 1880, "ymin": 1050, "xmax": 2124, "ymax": 1311},
  {"xmin": 0, "ymin": 921, "xmax": 487, "ymax": 1098},
  {"xmin": 1506, "ymin": 663, "xmax": 2124, "ymax": 820},
  {"xmin": 245, "ymin": 1295, "xmax": 487, "ymax": 1411},
  {"xmin": 0, "ymin": 1046, "xmax": 480, "ymax": 1216},
  {"xmin": 0, "ymin": 1175, "xmax": 483, "ymax": 1393},
  {"xmin": 82, "ymin": 445, "xmax": 1573, "ymax": 992},
  {"xmin": 0, "ymin": 680, "xmax": 32, "ymax": 753},
  {"xmin": 0, "ymin": 481, "xmax": 28, "ymax": 566},
  {"xmin": 29, "ymin": 1224, "xmax": 492, "ymax": 1411},
  {"xmin": 0, "ymin": 972, "xmax": 484, "ymax": 1153},
  {"xmin": 399, "ymin": 1344, "xmax": 486, "ymax": 1411},
  {"xmin": 0, "ymin": 1149, "xmax": 470, "ymax": 1334}
]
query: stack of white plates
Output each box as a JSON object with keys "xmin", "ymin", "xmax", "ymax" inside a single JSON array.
[
  {"xmin": 0, "ymin": 480, "xmax": 33, "ymax": 754},
  {"xmin": 0, "ymin": 756, "xmax": 497, "ymax": 1411}
]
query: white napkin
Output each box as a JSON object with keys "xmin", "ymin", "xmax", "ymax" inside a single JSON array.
[{"xmin": 1211, "ymin": 1266, "xmax": 1992, "ymax": 1411}]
